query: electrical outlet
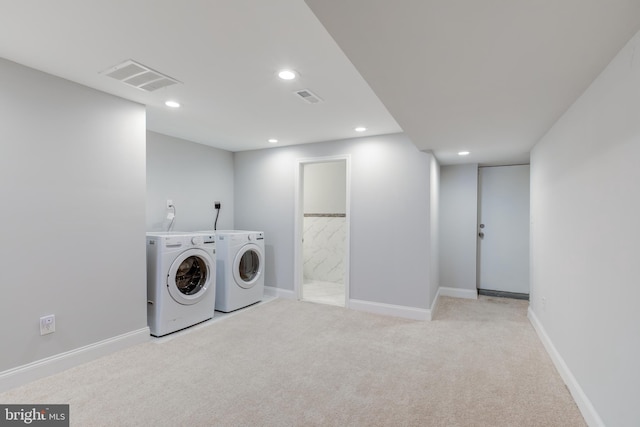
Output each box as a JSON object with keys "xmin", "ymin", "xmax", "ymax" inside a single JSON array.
[
  {"xmin": 166, "ymin": 199, "xmax": 173, "ymax": 209},
  {"xmin": 215, "ymin": 201, "xmax": 221, "ymax": 209},
  {"xmin": 40, "ymin": 315, "xmax": 55, "ymax": 335}
]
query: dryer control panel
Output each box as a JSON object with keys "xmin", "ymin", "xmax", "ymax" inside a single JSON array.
[
  {"xmin": 248, "ymin": 232, "xmax": 264, "ymax": 241},
  {"xmin": 200, "ymin": 234, "xmax": 216, "ymax": 244}
]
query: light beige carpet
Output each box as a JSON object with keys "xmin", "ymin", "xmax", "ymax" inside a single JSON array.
[{"xmin": 0, "ymin": 297, "xmax": 585, "ymax": 426}]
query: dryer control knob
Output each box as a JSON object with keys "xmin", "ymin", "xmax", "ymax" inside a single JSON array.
[
  {"xmin": 248, "ymin": 234, "xmax": 254, "ymax": 241},
  {"xmin": 191, "ymin": 236, "xmax": 204, "ymax": 245}
]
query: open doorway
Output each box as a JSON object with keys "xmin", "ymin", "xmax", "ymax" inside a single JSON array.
[{"xmin": 294, "ymin": 156, "xmax": 350, "ymax": 307}]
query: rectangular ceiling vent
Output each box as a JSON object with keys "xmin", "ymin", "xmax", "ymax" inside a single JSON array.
[
  {"xmin": 101, "ymin": 59, "xmax": 180, "ymax": 92},
  {"xmin": 294, "ymin": 89, "xmax": 323, "ymax": 104}
]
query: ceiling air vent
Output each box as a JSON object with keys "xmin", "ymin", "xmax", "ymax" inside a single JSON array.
[
  {"xmin": 294, "ymin": 89, "xmax": 323, "ymax": 104},
  {"xmin": 101, "ymin": 59, "xmax": 180, "ymax": 92}
]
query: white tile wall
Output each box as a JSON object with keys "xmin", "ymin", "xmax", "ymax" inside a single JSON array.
[{"xmin": 303, "ymin": 216, "xmax": 346, "ymax": 283}]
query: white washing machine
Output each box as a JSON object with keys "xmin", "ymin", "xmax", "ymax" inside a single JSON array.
[
  {"xmin": 208, "ymin": 230, "xmax": 265, "ymax": 312},
  {"xmin": 146, "ymin": 231, "xmax": 216, "ymax": 337}
]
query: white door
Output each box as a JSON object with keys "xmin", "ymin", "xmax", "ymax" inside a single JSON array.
[
  {"xmin": 167, "ymin": 249, "xmax": 213, "ymax": 305},
  {"xmin": 233, "ymin": 244, "xmax": 264, "ymax": 289},
  {"xmin": 478, "ymin": 165, "xmax": 530, "ymax": 295}
]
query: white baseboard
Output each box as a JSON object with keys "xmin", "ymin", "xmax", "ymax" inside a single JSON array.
[
  {"xmin": 527, "ymin": 308, "xmax": 604, "ymax": 427},
  {"xmin": 264, "ymin": 286, "xmax": 296, "ymax": 300},
  {"xmin": 0, "ymin": 327, "xmax": 150, "ymax": 393},
  {"xmin": 349, "ymin": 299, "xmax": 430, "ymax": 321},
  {"xmin": 268, "ymin": 286, "xmax": 474, "ymax": 322}
]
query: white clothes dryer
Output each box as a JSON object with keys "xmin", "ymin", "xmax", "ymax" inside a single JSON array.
[
  {"xmin": 146, "ymin": 231, "xmax": 216, "ymax": 337},
  {"xmin": 209, "ymin": 230, "xmax": 265, "ymax": 312}
]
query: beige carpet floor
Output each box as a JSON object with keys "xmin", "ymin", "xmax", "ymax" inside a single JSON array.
[{"xmin": 0, "ymin": 296, "xmax": 585, "ymax": 426}]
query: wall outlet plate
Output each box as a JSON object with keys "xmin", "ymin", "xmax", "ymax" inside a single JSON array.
[{"xmin": 40, "ymin": 314, "xmax": 55, "ymax": 335}]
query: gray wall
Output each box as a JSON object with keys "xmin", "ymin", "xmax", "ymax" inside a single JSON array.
[
  {"xmin": 439, "ymin": 164, "xmax": 478, "ymax": 291},
  {"xmin": 234, "ymin": 133, "xmax": 437, "ymax": 309},
  {"xmin": 530, "ymin": 30, "xmax": 640, "ymax": 426},
  {"xmin": 303, "ymin": 161, "xmax": 346, "ymax": 214},
  {"xmin": 0, "ymin": 58, "xmax": 147, "ymax": 372},
  {"xmin": 146, "ymin": 131, "xmax": 234, "ymax": 232}
]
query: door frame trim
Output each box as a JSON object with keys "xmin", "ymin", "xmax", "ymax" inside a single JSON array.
[
  {"xmin": 476, "ymin": 164, "xmax": 531, "ymax": 293},
  {"xmin": 293, "ymin": 155, "xmax": 351, "ymax": 307}
]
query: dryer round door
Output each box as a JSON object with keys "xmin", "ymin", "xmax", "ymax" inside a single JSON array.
[
  {"xmin": 167, "ymin": 248, "xmax": 213, "ymax": 305},
  {"xmin": 232, "ymin": 244, "xmax": 264, "ymax": 289}
]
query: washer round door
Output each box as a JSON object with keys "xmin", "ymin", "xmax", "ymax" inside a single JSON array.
[
  {"xmin": 232, "ymin": 244, "xmax": 264, "ymax": 289},
  {"xmin": 167, "ymin": 248, "xmax": 213, "ymax": 305}
]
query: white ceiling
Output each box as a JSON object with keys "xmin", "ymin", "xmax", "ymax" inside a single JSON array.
[
  {"xmin": 306, "ymin": 0, "xmax": 640, "ymax": 165},
  {"xmin": 1, "ymin": 1, "xmax": 639, "ymax": 165},
  {"xmin": 0, "ymin": 0, "xmax": 401, "ymax": 152}
]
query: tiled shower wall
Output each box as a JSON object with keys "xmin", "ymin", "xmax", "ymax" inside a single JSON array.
[{"xmin": 303, "ymin": 215, "xmax": 346, "ymax": 284}]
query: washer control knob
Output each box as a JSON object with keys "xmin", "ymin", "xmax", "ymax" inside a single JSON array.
[
  {"xmin": 191, "ymin": 236, "xmax": 204, "ymax": 245},
  {"xmin": 248, "ymin": 234, "xmax": 253, "ymax": 241}
]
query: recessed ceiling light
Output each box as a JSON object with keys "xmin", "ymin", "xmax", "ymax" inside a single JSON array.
[
  {"xmin": 458, "ymin": 151, "xmax": 470, "ymax": 156},
  {"xmin": 165, "ymin": 100, "xmax": 180, "ymax": 108},
  {"xmin": 355, "ymin": 127, "xmax": 366, "ymax": 132},
  {"xmin": 268, "ymin": 139, "xmax": 278, "ymax": 144},
  {"xmin": 278, "ymin": 70, "xmax": 296, "ymax": 80}
]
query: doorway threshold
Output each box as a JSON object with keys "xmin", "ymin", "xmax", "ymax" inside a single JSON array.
[{"xmin": 478, "ymin": 289, "xmax": 529, "ymax": 301}]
